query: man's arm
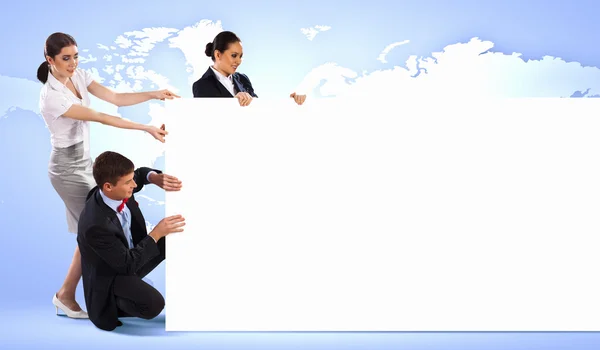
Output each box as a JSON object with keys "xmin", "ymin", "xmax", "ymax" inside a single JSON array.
[
  {"xmin": 84, "ymin": 225, "xmax": 160, "ymax": 276},
  {"xmin": 136, "ymin": 166, "xmax": 183, "ymax": 192},
  {"xmin": 133, "ymin": 167, "xmax": 162, "ymax": 194},
  {"xmin": 237, "ymin": 73, "xmax": 258, "ymax": 98},
  {"xmin": 135, "ymin": 236, "xmax": 166, "ymax": 278}
]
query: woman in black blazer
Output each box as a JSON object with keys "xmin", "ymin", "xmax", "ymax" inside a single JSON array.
[{"xmin": 192, "ymin": 31, "xmax": 306, "ymax": 107}]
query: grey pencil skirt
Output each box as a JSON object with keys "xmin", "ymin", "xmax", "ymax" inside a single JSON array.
[{"xmin": 48, "ymin": 141, "xmax": 96, "ymax": 233}]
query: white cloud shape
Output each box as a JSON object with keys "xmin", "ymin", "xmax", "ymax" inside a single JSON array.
[
  {"xmin": 4, "ymin": 27, "xmax": 599, "ymax": 182},
  {"xmin": 0, "ymin": 75, "xmax": 41, "ymax": 117},
  {"xmin": 121, "ymin": 57, "xmax": 146, "ymax": 64},
  {"xmin": 377, "ymin": 40, "xmax": 410, "ymax": 63},
  {"xmin": 72, "ymin": 26, "xmax": 185, "ymax": 169},
  {"xmin": 295, "ymin": 62, "xmax": 358, "ymax": 96},
  {"xmin": 296, "ymin": 37, "xmax": 600, "ymax": 99},
  {"xmin": 103, "ymin": 65, "xmax": 114, "ymax": 75},
  {"xmin": 124, "ymin": 27, "xmax": 178, "ymax": 55},
  {"xmin": 79, "ymin": 54, "xmax": 97, "ymax": 64},
  {"xmin": 169, "ymin": 20, "xmax": 225, "ymax": 85},
  {"xmin": 115, "ymin": 35, "xmax": 133, "ymax": 49},
  {"xmin": 301, "ymin": 25, "xmax": 332, "ymax": 41},
  {"xmin": 87, "ymin": 67, "xmax": 104, "ymax": 83},
  {"xmin": 136, "ymin": 194, "xmax": 165, "ymax": 206}
]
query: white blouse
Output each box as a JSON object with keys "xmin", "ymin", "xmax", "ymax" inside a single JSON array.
[
  {"xmin": 39, "ymin": 68, "xmax": 94, "ymax": 154},
  {"xmin": 210, "ymin": 66, "xmax": 236, "ymax": 96}
]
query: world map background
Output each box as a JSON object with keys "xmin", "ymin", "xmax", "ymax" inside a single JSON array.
[{"xmin": 1, "ymin": 0, "xmax": 600, "ymax": 348}]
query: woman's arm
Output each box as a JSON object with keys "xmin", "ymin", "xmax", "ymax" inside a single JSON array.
[
  {"xmin": 62, "ymin": 104, "xmax": 167, "ymax": 142},
  {"xmin": 87, "ymin": 81, "xmax": 179, "ymax": 107},
  {"xmin": 236, "ymin": 73, "xmax": 258, "ymax": 98}
]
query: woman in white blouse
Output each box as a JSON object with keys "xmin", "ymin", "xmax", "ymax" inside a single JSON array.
[{"xmin": 38, "ymin": 32, "xmax": 179, "ymax": 319}]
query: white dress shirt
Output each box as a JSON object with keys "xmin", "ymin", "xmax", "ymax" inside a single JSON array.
[
  {"xmin": 210, "ymin": 66, "xmax": 236, "ymax": 96},
  {"xmin": 99, "ymin": 189, "xmax": 134, "ymax": 248},
  {"xmin": 99, "ymin": 172, "xmax": 158, "ymax": 248},
  {"xmin": 39, "ymin": 68, "xmax": 94, "ymax": 156}
]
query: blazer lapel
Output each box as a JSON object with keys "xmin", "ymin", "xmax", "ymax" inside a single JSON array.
[
  {"xmin": 126, "ymin": 197, "xmax": 147, "ymax": 244},
  {"xmin": 218, "ymin": 81, "xmax": 234, "ymax": 97},
  {"xmin": 108, "ymin": 215, "xmax": 125, "ymax": 237},
  {"xmin": 204, "ymin": 68, "xmax": 234, "ymax": 97},
  {"xmin": 232, "ymin": 74, "xmax": 245, "ymax": 95},
  {"xmin": 93, "ymin": 190, "xmax": 130, "ymax": 247}
]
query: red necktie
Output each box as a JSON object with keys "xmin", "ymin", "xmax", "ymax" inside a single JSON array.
[{"xmin": 117, "ymin": 198, "xmax": 129, "ymax": 213}]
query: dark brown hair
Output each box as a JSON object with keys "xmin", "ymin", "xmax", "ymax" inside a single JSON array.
[
  {"xmin": 93, "ymin": 151, "xmax": 135, "ymax": 187},
  {"xmin": 205, "ymin": 31, "xmax": 241, "ymax": 61},
  {"xmin": 37, "ymin": 32, "xmax": 77, "ymax": 83}
]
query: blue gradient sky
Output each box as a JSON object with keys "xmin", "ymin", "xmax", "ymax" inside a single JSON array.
[{"xmin": 2, "ymin": 0, "xmax": 600, "ymax": 348}]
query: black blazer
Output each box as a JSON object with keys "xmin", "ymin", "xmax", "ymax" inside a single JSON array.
[
  {"xmin": 192, "ymin": 67, "xmax": 258, "ymax": 98},
  {"xmin": 77, "ymin": 167, "xmax": 165, "ymax": 331}
]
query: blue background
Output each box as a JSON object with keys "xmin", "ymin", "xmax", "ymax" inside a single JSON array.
[{"xmin": 1, "ymin": 0, "xmax": 600, "ymax": 348}]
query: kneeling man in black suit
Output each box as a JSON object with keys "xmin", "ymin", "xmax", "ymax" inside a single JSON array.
[{"xmin": 77, "ymin": 151, "xmax": 185, "ymax": 331}]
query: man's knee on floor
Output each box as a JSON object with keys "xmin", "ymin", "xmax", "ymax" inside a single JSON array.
[{"xmin": 141, "ymin": 292, "xmax": 165, "ymax": 320}]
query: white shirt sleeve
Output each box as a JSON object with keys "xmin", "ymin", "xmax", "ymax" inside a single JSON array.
[{"xmin": 40, "ymin": 89, "xmax": 74, "ymax": 120}]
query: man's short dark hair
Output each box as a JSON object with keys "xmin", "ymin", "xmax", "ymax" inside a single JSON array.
[{"xmin": 93, "ymin": 151, "xmax": 135, "ymax": 187}]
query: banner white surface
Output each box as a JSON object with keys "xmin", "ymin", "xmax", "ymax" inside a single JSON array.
[{"xmin": 164, "ymin": 98, "xmax": 600, "ymax": 331}]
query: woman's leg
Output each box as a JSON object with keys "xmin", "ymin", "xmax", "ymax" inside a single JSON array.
[
  {"xmin": 56, "ymin": 245, "xmax": 83, "ymax": 311},
  {"xmin": 49, "ymin": 147, "xmax": 94, "ymax": 313}
]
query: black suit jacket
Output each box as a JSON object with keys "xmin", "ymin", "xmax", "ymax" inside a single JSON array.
[
  {"xmin": 192, "ymin": 67, "xmax": 258, "ymax": 98},
  {"xmin": 77, "ymin": 167, "xmax": 164, "ymax": 331}
]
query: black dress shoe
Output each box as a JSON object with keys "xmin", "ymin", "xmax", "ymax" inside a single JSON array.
[{"xmin": 116, "ymin": 320, "xmax": 123, "ymax": 327}]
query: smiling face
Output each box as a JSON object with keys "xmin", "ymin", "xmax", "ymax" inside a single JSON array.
[
  {"xmin": 214, "ymin": 41, "xmax": 243, "ymax": 76},
  {"xmin": 46, "ymin": 44, "xmax": 78, "ymax": 80}
]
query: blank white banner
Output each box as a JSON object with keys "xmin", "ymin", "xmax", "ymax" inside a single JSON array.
[{"xmin": 164, "ymin": 97, "xmax": 600, "ymax": 331}]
